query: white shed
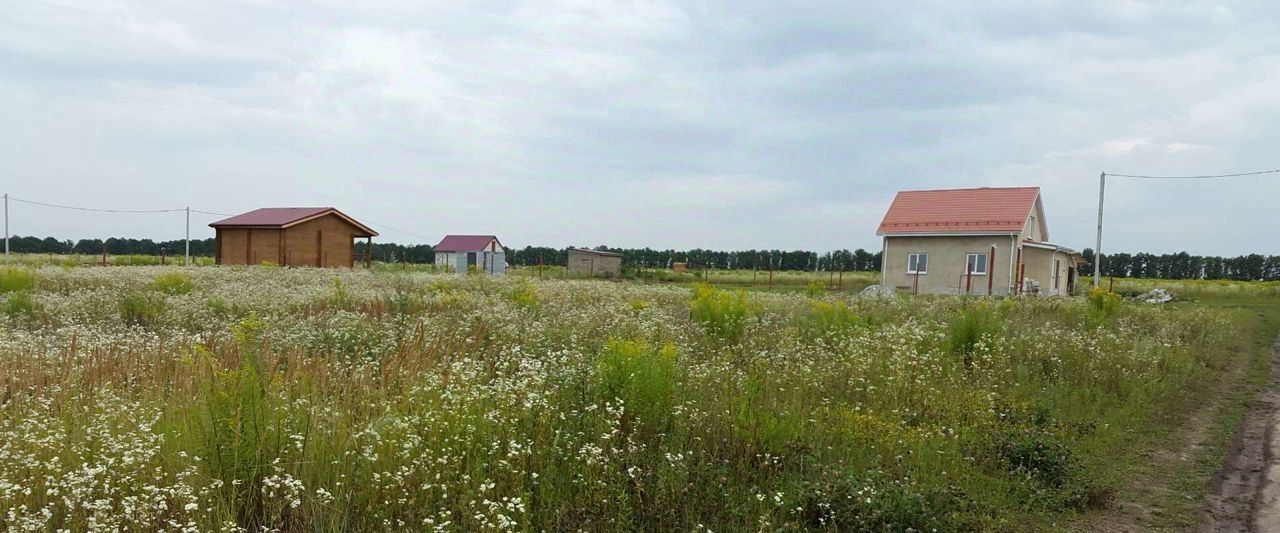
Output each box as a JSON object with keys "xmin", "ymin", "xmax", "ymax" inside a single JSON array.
[{"xmin": 434, "ymin": 235, "xmax": 506, "ymax": 274}]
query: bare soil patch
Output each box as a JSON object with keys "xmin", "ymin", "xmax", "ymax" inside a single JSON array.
[{"xmin": 1199, "ymin": 338, "xmax": 1280, "ymax": 533}]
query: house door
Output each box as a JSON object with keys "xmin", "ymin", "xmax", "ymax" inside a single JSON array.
[
  {"xmin": 466, "ymin": 252, "xmax": 478, "ymax": 269},
  {"xmin": 1067, "ymin": 267, "xmax": 1076, "ymax": 295}
]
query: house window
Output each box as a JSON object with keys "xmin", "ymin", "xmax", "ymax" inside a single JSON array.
[
  {"xmin": 966, "ymin": 253, "xmax": 988, "ymax": 275},
  {"xmin": 907, "ymin": 253, "xmax": 928, "ymax": 274}
]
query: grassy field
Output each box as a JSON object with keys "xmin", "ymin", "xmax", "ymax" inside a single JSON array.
[{"xmin": 0, "ymin": 264, "xmax": 1270, "ymax": 531}]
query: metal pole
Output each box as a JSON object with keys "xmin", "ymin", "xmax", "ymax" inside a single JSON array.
[
  {"xmin": 1094, "ymin": 172, "xmax": 1105, "ymax": 288},
  {"xmin": 184, "ymin": 206, "xmax": 190, "ymax": 266},
  {"xmin": 3, "ymin": 193, "xmax": 8, "ymax": 262}
]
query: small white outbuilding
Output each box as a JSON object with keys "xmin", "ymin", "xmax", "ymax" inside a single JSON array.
[{"xmin": 434, "ymin": 235, "xmax": 506, "ymax": 274}]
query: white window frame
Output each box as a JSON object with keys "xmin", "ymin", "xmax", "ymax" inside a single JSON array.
[
  {"xmin": 907, "ymin": 252, "xmax": 928, "ymax": 274},
  {"xmin": 965, "ymin": 253, "xmax": 988, "ymax": 275}
]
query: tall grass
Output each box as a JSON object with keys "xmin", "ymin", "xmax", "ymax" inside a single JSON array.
[
  {"xmin": 0, "ymin": 266, "xmax": 36, "ymax": 292},
  {"xmin": 688, "ymin": 284, "xmax": 755, "ymax": 340},
  {"xmin": 0, "ymin": 266, "xmax": 1258, "ymax": 531}
]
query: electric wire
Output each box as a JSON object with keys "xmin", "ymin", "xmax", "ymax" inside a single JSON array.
[
  {"xmin": 363, "ymin": 220, "xmax": 433, "ymax": 241},
  {"xmin": 8, "ymin": 196, "xmax": 186, "ymax": 213},
  {"xmin": 1106, "ymin": 169, "xmax": 1280, "ymax": 179}
]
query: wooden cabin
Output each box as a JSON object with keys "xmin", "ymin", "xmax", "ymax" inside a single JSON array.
[{"xmin": 209, "ymin": 207, "xmax": 378, "ymax": 268}]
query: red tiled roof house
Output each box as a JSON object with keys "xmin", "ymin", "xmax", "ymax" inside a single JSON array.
[
  {"xmin": 434, "ymin": 235, "xmax": 506, "ymax": 274},
  {"xmin": 876, "ymin": 187, "xmax": 1082, "ymax": 295},
  {"xmin": 209, "ymin": 207, "xmax": 378, "ymax": 268}
]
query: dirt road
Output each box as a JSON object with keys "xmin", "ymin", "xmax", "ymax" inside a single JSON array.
[{"xmin": 1201, "ymin": 338, "xmax": 1280, "ymax": 533}]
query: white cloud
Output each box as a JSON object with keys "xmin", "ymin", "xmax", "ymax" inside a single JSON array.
[
  {"xmin": 1165, "ymin": 142, "xmax": 1208, "ymax": 154},
  {"xmin": 1101, "ymin": 138, "xmax": 1152, "ymax": 155},
  {"xmin": 1, "ymin": 0, "xmax": 1278, "ymax": 254}
]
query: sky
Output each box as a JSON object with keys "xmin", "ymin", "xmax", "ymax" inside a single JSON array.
[{"xmin": 2, "ymin": 1, "xmax": 1278, "ymax": 256}]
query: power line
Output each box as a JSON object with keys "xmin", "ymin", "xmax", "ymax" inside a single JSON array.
[
  {"xmin": 363, "ymin": 219, "xmax": 433, "ymax": 242},
  {"xmin": 1106, "ymin": 169, "xmax": 1280, "ymax": 179},
  {"xmin": 8, "ymin": 196, "xmax": 186, "ymax": 213},
  {"xmin": 190, "ymin": 209, "xmax": 233, "ymax": 217}
]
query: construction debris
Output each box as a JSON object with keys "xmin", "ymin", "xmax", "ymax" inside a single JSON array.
[
  {"xmin": 1137, "ymin": 288, "xmax": 1174, "ymax": 304},
  {"xmin": 860, "ymin": 285, "xmax": 897, "ymax": 298}
]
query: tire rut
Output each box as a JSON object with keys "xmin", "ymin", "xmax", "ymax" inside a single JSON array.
[{"xmin": 1200, "ymin": 338, "xmax": 1280, "ymax": 533}]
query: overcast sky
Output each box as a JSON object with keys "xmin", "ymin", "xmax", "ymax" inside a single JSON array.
[{"xmin": 2, "ymin": 1, "xmax": 1277, "ymax": 255}]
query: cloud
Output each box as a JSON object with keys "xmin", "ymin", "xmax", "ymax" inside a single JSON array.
[
  {"xmin": 1, "ymin": 0, "xmax": 1278, "ymax": 255},
  {"xmin": 1165, "ymin": 142, "xmax": 1208, "ymax": 154},
  {"xmin": 1101, "ymin": 138, "xmax": 1152, "ymax": 155}
]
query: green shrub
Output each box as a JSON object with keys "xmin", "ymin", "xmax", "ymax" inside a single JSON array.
[
  {"xmin": 597, "ymin": 339, "xmax": 678, "ymax": 436},
  {"xmin": 1086, "ymin": 287, "xmax": 1121, "ymax": 324},
  {"xmin": 119, "ymin": 292, "xmax": 166, "ymax": 326},
  {"xmin": 946, "ymin": 305, "xmax": 1000, "ymax": 368},
  {"xmin": 792, "ymin": 470, "xmax": 968, "ymax": 532},
  {"xmin": 0, "ymin": 267, "xmax": 36, "ymax": 293},
  {"xmin": 201, "ymin": 313, "xmax": 281, "ymax": 526},
  {"xmin": 689, "ymin": 284, "xmax": 755, "ymax": 341},
  {"xmin": 327, "ymin": 277, "xmax": 352, "ymax": 308},
  {"xmin": 152, "ymin": 272, "xmax": 194, "ymax": 295},
  {"xmin": 804, "ymin": 279, "xmax": 825, "ymax": 297},
  {"xmin": 4, "ymin": 292, "xmax": 40, "ymax": 320},
  {"xmin": 510, "ymin": 283, "xmax": 540, "ymax": 310},
  {"xmin": 800, "ymin": 300, "xmax": 867, "ymax": 340}
]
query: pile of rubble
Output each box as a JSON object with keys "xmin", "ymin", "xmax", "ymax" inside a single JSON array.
[
  {"xmin": 859, "ymin": 285, "xmax": 897, "ymax": 299},
  {"xmin": 1136, "ymin": 288, "xmax": 1174, "ymax": 304}
]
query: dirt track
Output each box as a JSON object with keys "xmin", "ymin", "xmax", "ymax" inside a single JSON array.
[{"xmin": 1200, "ymin": 338, "xmax": 1280, "ymax": 532}]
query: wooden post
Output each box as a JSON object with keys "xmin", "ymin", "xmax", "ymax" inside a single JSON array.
[
  {"xmin": 366, "ymin": 236, "xmax": 372, "ymax": 268},
  {"xmin": 1013, "ymin": 246, "xmax": 1023, "ymax": 295},
  {"xmin": 214, "ymin": 231, "xmax": 221, "ymax": 265},
  {"xmin": 965, "ymin": 262, "xmax": 973, "ymax": 295},
  {"xmin": 101, "ymin": 243, "xmax": 107, "ymax": 267},
  {"xmin": 988, "ymin": 245, "xmax": 996, "ymax": 296}
]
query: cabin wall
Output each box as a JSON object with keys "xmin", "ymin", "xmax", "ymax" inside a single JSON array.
[
  {"xmin": 283, "ymin": 215, "xmax": 359, "ymax": 268},
  {"xmin": 217, "ymin": 228, "xmax": 283, "ymax": 266},
  {"xmin": 567, "ymin": 251, "xmax": 622, "ymax": 277},
  {"xmin": 883, "ymin": 235, "xmax": 1015, "ymax": 295}
]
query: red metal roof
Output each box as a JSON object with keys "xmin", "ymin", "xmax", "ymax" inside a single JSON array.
[
  {"xmin": 209, "ymin": 207, "xmax": 378, "ymax": 237},
  {"xmin": 877, "ymin": 187, "xmax": 1040, "ymax": 236},
  {"xmin": 435, "ymin": 235, "xmax": 502, "ymax": 252}
]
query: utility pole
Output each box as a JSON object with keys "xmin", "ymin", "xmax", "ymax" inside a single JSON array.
[
  {"xmin": 184, "ymin": 206, "xmax": 190, "ymax": 266},
  {"xmin": 3, "ymin": 193, "xmax": 8, "ymax": 262},
  {"xmin": 1093, "ymin": 172, "xmax": 1105, "ymax": 288}
]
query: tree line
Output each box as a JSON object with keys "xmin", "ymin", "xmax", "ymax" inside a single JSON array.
[
  {"xmin": 6, "ymin": 234, "xmax": 1279, "ymax": 281},
  {"xmin": 1079, "ymin": 248, "xmax": 1280, "ymax": 282}
]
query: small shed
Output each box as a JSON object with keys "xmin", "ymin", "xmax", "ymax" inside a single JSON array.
[
  {"xmin": 435, "ymin": 235, "xmax": 506, "ymax": 274},
  {"xmin": 209, "ymin": 207, "xmax": 378, "ymax": 268},
  {"xmin": 567, "ymin": 248, "xmax": 623, "ymax": 278}
]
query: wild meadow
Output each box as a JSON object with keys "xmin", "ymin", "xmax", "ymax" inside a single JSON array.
[{"xmin": 0, "ymin": 265, "xmax": 1250, "ymax": 531}]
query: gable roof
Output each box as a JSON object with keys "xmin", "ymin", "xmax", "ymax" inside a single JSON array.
[
  {"xmin": 209, "ymin": 207, "xmax": 378, "ymax": 237},
  {"xmin": 569, "ymin": 248, "xmax": 623, "ymax": 257},
  {"xmin": 435, "ymin": 235, "xmax": 502, "ymax": 252},
  {"xmin": 876, "ymin": 187, "xmax": 1042, "ymax": 237}
]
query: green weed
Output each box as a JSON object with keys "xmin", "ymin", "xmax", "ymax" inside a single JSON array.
[
  {"xmin": 0, "ymin": 267, "xmax": 36, "ymax": 293},
  {"xmin": 689, "ymin": 284, "xmax": 755, "ymax": 341},
  {"xmin": 152, "ymin": 271, "xmax": 194, "ymax": 295},
  {"xmin": 597, "ymin": 339, "xmax": 678, "ymax": 437},
  {"xmin": 119, "ymin": 292, "xmax": 166, "ymax": 326}
]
